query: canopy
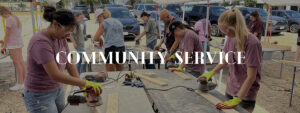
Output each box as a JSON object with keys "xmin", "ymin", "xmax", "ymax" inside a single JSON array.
[{"xmin": 262, "ymin": 0, "xmax": 300, "ymax": 6}]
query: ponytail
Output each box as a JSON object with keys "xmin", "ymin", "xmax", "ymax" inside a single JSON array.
[{"xmin": 218, "ymin": 8, "xmax": 249, "ymax": 51}]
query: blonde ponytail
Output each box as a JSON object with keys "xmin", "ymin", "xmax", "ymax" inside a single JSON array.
[
  {"xmin": 0, "ymin": 6, "xmax": 21, "ymax": 28},
  {"xmin": 218, "ymin": 8, "xmax": 249, "ymax": 51}
]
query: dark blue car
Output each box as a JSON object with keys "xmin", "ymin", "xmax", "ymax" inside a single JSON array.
[
  {"xmin": 106, "ymin": 7, "xmax": 140, "ymax": 39},
  {"xmin": 272, "ymin": 10, "xmax": 300, "ymax": 33}
]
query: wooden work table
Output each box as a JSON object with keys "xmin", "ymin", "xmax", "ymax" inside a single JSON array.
[{"xmin": 135, "ymin": 69, "xmax": 249, "ymax": 113}]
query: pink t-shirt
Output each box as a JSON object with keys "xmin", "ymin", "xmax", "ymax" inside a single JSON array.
[
  {"xmin": 179, "ymin": 29, "xmax": 204, "ymax": 74},
  {"xmin": 25, "ymin": 31, "xmax": 69, "ymax": 92},
  {"xmin": 5, "ymin": 15, "xmax": 23, "ymax": 47},
  {"xmin": 194, "ymin": 19, "xmax": 211, "ymax": 42},
  {"xmin": 224, "ymin": 33, "xmax": 262, "ymax": 101}
]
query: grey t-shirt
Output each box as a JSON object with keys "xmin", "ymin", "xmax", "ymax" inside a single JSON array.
[
  {"xmin": 72, "ymin": 24, "xmax": 85, "ymax": 51},
  {"xmin": 144, "ymin": 19, "xmax": 158, "ymax": 45},
  {"xmin": 102, "ymin": 18, "xmax": 125, "ymax": 48}
]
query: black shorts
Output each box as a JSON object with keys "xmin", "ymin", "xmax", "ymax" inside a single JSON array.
[
  {"xmin": 225, "ymin": 93, "xmax": 256, "ymax": 110},
  {"xmin": 104, "ymin": 46, "xmax": 125, "ymax": 64}
]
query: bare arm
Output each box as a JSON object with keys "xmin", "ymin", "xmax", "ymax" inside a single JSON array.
[
  {"xmin": 134, "ymin": 31, "xmax": 146, "ymax": 41},
  {"xmin": 69, "ymin": 34, "xmax": 77, "ymax": 49},
  {"xmin": 66, "ymin": 62, "xmax": 80, "ymax": 79},
  {"xmin": 237, "ymin": 66, "xmax": 258, "ymax": 99},
  {"xmin": 212, "ymin": 58, "xmax": 228, "ymax": 73},
  {"xmin": 2, "ymin": 27, "xmax": 11, "ymax": 48},
  {"xmin": 155, "ymin": 37, "xmax": 165, "ymax": 50},
  {"xmin": 42, "ymin": 61, "xmax": 85, "ymax": 87},
  {"xmin": 165, "ymin": 37, "xmax": 180, "ymax": 60},
  {"xmin": 93, "ymin": 24, "xmax": 104, "ymax": 41}
]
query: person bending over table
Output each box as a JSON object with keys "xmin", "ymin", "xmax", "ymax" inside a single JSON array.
[
  {"xmin": 134, "ymin": 12, "xmax": 159, "ymax": 69},
  {"xmin": 167, "ymin": 21, "xmax": 204, "ymax": 78},
  {"xmin": 23, "ymin": 6, "xmax": 102, "ymax": 113},
  {"xmin": 197, "ymin": 8, "xmax": 262, "ymax": 113}
]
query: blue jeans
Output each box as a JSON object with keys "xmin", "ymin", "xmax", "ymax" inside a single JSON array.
[
  {"xmin": 201, "ymin": 41, "xmax": 210, "ymax": 51},
  {"xmin": 76, "ymin": 53, "xmax": 86, "ymax": 74},
  {"xmin": 23, "ymin": 87, "xmax": 65, "ymax": 113},
  {"xmin": 146, "ymin": 40, "xmax": 157, "ymax": 69}
]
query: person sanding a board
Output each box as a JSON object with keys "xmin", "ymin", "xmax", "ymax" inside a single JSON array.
[
  {"xmin": 197, "ymin": 8, "xmax": 262, "ymax": 113},
  {"xmin": 167, "ymin": 21, "xmax": 205, "ymax": 78}
]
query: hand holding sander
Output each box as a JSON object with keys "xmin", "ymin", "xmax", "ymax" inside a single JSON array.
[
  {"xmin": 197, "ymin": 71, "xmax": 217, "ymax": 92},
  {"xmin": 68, "ymin": 74, "xmax": 105, "ymax": 107}
]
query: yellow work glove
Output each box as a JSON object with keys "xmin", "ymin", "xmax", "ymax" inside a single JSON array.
[
  {"xmin": 169, "ymin": 67, "xmax": 183, "ymax": 72},
  {"xmin": 216, "ymin": 97, "xmax": 242, "ymax": 109},
  {"xmin": 84, "ymin": 80, "xmax": 103, "ymax": 95},
  {"xmin": 197, "ymin": 71, "xmax": 215, "ymax": 82}
]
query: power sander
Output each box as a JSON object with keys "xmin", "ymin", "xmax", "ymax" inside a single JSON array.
[
  {"xmin": 198, "ymin": 77, "xmax": 217, "ymax": 92},
  {"xmin": 85, "ymin": 72, "xmax": 108, "ymax": 83},
  {"xmin": 68, "ymin": 86, "xmax": 103, "ymax": 107}
]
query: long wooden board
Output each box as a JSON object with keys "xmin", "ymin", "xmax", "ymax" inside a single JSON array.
[
  {"xmin": 261, "ymin": 42, "xmax": 291, "ymax": 51},
  {"xmin": 173, "ymin": 72, "xmax": 192, "ymax": 80},
  {"xmin": 134, "ymin": 73, "xmax": 168, "ymax": 86},
  {"xmin": 276, "ymin": 60, "xmax": 300, "ymax": 67},
  {"xmin": 106, "ymin": 93, "xmax": 119, "ymax": 113},
  {"xmin": 195, "ymin": 90, "xmax": 239, "ymax": 113}
]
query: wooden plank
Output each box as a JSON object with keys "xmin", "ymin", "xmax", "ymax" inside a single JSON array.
[
  {"xmin": 261, "ymin": 42, "xmax": 291, "ymax": 51},
  {"xmin": 106, "ymin": 93, "xmax": 119, "ymax": 113},
  {"xmin": 173, "ymin": 72, "xmax": 192, "ymax": 80},
  {"xmin": 195, "ymin": 90, "xmax": 239, "ymax": 113},
  {"xmin": 91, "ymin": 107, "xmax": 102, "ymax": 113},
  {"xmin": 277, "ymin": 60, "xmax": 300, "ymax": 66},
  {"xmin": 134, "ymin": 73, "xmax": 168, "ymax": 86}
]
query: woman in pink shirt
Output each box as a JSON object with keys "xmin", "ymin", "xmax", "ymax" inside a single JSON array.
[
  {"xmin": 197, "ymin": 8, "xmax": 262, "ymax": 112},
  {"xmin": 0, "ymin": 6, "xmax": 26, "ymax": 90}
]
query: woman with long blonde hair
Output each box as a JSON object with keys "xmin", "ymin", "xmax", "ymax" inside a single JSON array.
[
  {"xmin": 197, "ymin": 8, "xmax": 262, "ymax": 112},
  {"xmin": 0, "ymin": 6, "xmax": 26, "ymax": 90}
]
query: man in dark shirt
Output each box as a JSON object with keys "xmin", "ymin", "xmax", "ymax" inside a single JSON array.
[{"xmin": 155, "ymin": 9, "xmax": 178, "ymax": 60}]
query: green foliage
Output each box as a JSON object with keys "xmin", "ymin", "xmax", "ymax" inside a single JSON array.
[
  {"xmin": 18, "ymin": 3, "xmax": 26, "ymax": 8},
  {"xmin": 244, "ymin": 0, "xmax": 257, "ymax": 7},
  {"xmin": 221, "ymin": 2, "xmax": 230, "ymax": 7}
]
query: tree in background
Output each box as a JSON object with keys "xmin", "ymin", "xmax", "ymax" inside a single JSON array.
[{"xmin": 244, "ymin": 0, "xmax": 257, "ymax": 7}]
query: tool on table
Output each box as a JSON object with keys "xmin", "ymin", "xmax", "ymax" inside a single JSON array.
[
  {"xmin": 122, "ymin": 72, "xmax": 144, "ymax": 88},
  {"xmin": 67, "ymin": 86, "xmax": 103, "ymax": 107},
  {"xmin": 85, "ymin": 72, "xmax": 108, "ymax": 83},
  {"xmin": 198, "ymin": 77, "xmax": 217, "ymax": 92}
]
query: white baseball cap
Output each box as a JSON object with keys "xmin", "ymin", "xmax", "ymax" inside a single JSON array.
[{"xmin": 95, "ymin": 8, "xmax": 104, "ymax": 23}]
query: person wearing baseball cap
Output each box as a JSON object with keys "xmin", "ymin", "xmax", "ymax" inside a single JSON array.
[
  {"xmin": 167, "ymin": 21, "xmax": 205, "ymax": 78},
  {"xmin": 93, "ymin": 8, "xmax": 125, "ymax": 71}
]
